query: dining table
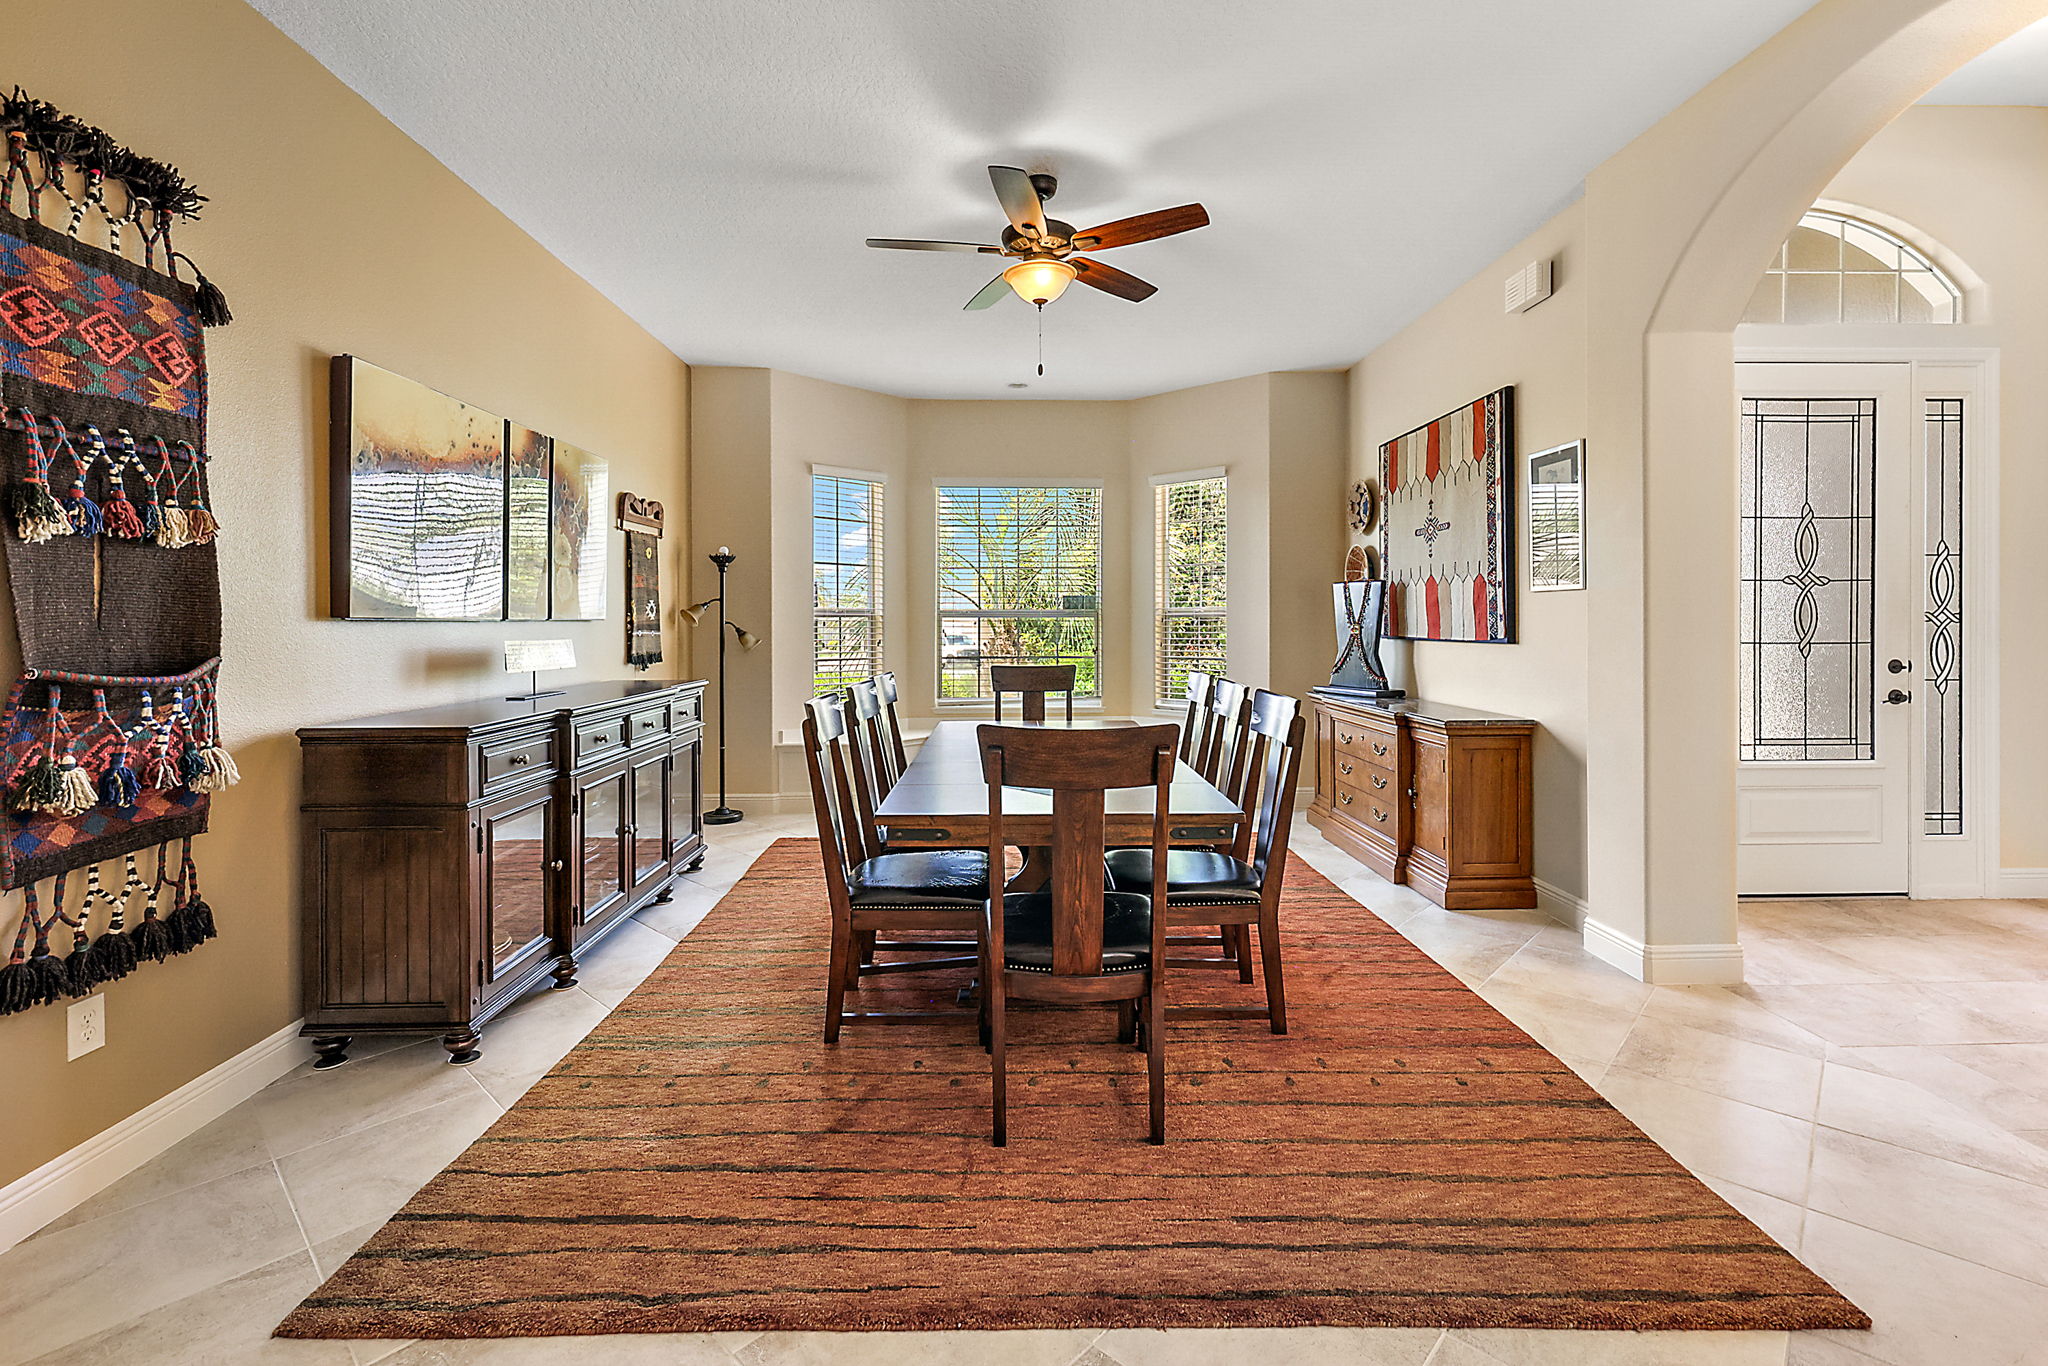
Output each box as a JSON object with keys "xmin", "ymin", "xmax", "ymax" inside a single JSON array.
[{"xmin": 874, "ymin": 718, "xmax": 1244, "ymax": 890}]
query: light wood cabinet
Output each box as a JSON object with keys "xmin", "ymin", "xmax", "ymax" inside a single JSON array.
[
  {"xmin": 1307, "ymin": 690, "xmax": 1535, "ymax": 911},
  {"xmin": 299, "ymin": 680, "xmax": 707, "ymax": 1068}
]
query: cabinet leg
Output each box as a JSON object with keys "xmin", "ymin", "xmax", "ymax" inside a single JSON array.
[
  {"xmin": 652, "ymin": 878, "xmax": 676, "ymax": 904},
  {"xmin": 550, "ymin": 953, "xmax": 578, "ymax": 989},
  {"xmin": 310, "ymin": 1035, "xmax": 352, "ymax": 1070},
  {"xmin": 685, "ymin": 852, "xmax": 706, "ymax": 873},
  {"xmin": 442, "ymin": 1027, "xmax": 482, "ymax": 1065}
]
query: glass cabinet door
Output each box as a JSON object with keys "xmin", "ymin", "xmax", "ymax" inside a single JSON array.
[
  {"xmin": 631, "ymin": 751, "xmax": 673, "ymax": 887},
  {"xmin": 482, "ymin": 791, "xmax": 554, "ymax": 983},
  {"xmin": 672, "ymin": 734, "xmax": 704, "ymax": 857},
  {"xmin": 577, "ymin": 768, "xmax": 629, "ymax": 926}
]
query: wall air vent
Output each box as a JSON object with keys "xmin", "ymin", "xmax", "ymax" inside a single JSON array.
[{"xmin": 1505, "ymin": 258, "xmax": 1554, "ymax": 314}]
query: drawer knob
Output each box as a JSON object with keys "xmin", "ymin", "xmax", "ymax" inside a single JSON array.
[
  {"xmin": 1338, "ymin": 760, "xmax": 1354, "ymax": 776},
  {"xmin": 1338, "ymin": 732, "xmax": 1353, "ymax": 744},
  {"xmin": 1372, "ymin": 806, "xmax": 1387, "ymax": 821},
  {"xmin": 508, "ymin": 754, "xmax": 530, "ymax": 767},
  {"xmin": 1337, "ymin": 791, "xmax": 1353, "ymax": 806},
  {"xmin": 549, "ymin": 859, "xmax": 565, "ymax": 872},
  {"xmin": 1372, "ymin": 774, "xmax": 1388, "ymax": 790},
  {"xmin": 1372, "ymin": 742, "xmax": 1389, "ymax": 757}
]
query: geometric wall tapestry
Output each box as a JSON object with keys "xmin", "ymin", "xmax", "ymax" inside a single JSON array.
[
  {"xmin": 1379, "ymin": 386, "xmax": 1515, "ymax": 642},
  {"xmin": 0, "ymin": 88, "xmax": 237, "ymax": 1009}
]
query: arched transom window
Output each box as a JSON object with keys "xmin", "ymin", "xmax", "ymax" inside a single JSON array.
[{"xmin": 1744, "ymin": 210, "xmax": 1962, "ymax": 325}]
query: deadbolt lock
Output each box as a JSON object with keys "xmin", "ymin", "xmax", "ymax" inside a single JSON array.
[
  {"xmin": 1887, "ymin": 659, "xmax": 1913, "ymax": 674},
  {"xmin": 1883, "ymin": 688, "xmax": 1913, "ymax": 705}
]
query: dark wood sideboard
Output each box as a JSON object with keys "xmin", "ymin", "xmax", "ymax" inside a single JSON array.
[
  {"xmin": 297, "ymin": 679, "xmax": 707, "ymax": 1067},
  {"xmin": 1306, "ymin": 689, "xmax": 1536, "ymax": 910}
]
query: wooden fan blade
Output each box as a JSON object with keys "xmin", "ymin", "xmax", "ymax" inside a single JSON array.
[
  {"xmin": 963, "ymin": 275, "xmax": 1012, "ymax": 310},
  {"xmin": 1072, "ymin": 203, "xmax": 1209, "ymax": 250},
  {"xmin": 1072, "ymin": 257, "xmax": 1157, "ymax": 302},
  {"xmin": 866, "ymin": 238, "xmax": 1001, "ymax": 253},
  {"xmin": 988, "ymin": 165, "xmax": 1047, "ymax": 239}
]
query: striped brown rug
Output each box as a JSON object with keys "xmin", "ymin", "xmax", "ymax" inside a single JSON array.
[{"xmin": 277, "ymin": 839, "xmax": 1865, "ymax": 1340}]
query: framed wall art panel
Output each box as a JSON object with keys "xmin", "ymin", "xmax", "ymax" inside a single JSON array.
[
  {"xmin": 1528, "ymin": 439, "xmax": 1586, "ymax": 592},
  {"xmin": 1379, "ymin": 386, "xmax": 1515, "ymax": 643},
  {"xmin": 550, "ymin": 440, "xmax": 607, "ymax": 621},
  {"xmin": 330, "ymin": 356, "xmax": 506, "ymax": 621},
  {"xmin": 505, "ymin": 423, "xmax": 553, "ymax": 621}
]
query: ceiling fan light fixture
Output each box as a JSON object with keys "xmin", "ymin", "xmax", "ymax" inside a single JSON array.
[{"xmin": 1002, "ymin": 256, "xmax": 1076, "ymax": 306}]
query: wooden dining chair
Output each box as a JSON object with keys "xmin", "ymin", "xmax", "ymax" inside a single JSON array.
[
  {"xmin": 1177, "ymin": 670, "xmax": 1216, "ymax": 764},
  {"xmin": 802, "ymin": 696, "xmax": 987, "ymax": 1041},
  {"xmin": 990, "ymin": 664, "xmax": 1076, "ymax": 723},
  {"xmin": 847, "ymin": 678, "xmax": 901, "ymax": 798},
  {"xmin": 978, "ymin": 723, "xmax": 1177, "ymax": 1146},
  {"xmin": 1195, "ymin": 677, "xmax": 1251, "ymax": 790},
  {"xmin": 1107, "ymin": 689, "xmax": 1305, "ymax": 1034},
  {"xmin": 874, "ymin": 670, "xmax": 910, "ymax": 777}
]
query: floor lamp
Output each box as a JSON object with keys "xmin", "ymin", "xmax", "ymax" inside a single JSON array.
[{"xmin": 682, "ymin": 546, "xmax": 759, "ymax": 825}]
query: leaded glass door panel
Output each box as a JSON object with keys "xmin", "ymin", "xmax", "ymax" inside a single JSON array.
[{"xmin": 1735, "ymin": 364, "xmax": 1914, "ymax": 895}]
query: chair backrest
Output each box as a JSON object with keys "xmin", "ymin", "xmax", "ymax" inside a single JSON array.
[
  {"xmin": 844, "ymin": 679, "xmax": 897, "ymax": 847},
  {"xmin": 1178, "ymin": 670, "xmax": 1215, "ymax": 764},
  {"xmin": 989, "ymin": 663, "xmax": 1076, "ymax": 724},
  {"xmin": 801, "ymin": 696, "xmax": 871, "ymax": 903},
  {"xmin": 1197, "ymin": 678, "xmax": 1251, "ymax": 790},
  {"xmin": 874, "ymin": 670, "xmax": 909, "ymax": 775},
  {"xmin": 1231, "ymin": 689, "xmax": 1307, "ymax": 883},
  {"xmin": 980, "ymin": 724, "xmax": 1175, "ymax": 977}
]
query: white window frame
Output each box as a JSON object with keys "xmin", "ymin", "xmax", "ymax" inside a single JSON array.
[
  {"xmin": 1152, "ymin": 468, "xmax": 1228, "ymax": 708},
  {"xmin": 933, "ymin": 478, "xmax": 1105, "ymax": 706},
  {"xmin": 810, "ymin": 466, "xmax": 885, "ymax": 697}
]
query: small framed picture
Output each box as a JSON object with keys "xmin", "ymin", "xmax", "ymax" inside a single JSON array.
[{"xmin": 1527, "ymin": 440, "xmax": 1585, "ymax": 592}]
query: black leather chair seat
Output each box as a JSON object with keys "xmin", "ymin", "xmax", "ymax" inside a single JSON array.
[
  {"xmin": 846, "ymin": 850, "xmax": 989, "ymax": 908},
  {"xmin": 1001, "ymin": 890, "xmax": 1153, "ymax": 974},
  {"xmin": 1104, "ymin": 849, "xmax": 1262, "ymax": 905}
]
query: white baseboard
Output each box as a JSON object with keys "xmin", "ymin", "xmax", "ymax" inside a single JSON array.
[
  {"xmin": 1998, "ymin": 868, "xmax": 2048, "ymax": 898},
  {"xmin": 1581, "ymin": 917, "xmax": 1745, "ymax": 985},
  {"xmin": 0, "ymin": 1018, "xmax": 307, "ymax": 1253},
  {"xmin": 1534, "ymin": 877, "xmax": 1589, "ymax": 930},
  {"xmin": 724, "ymin": 792, "xmax": 810, "ymax": 817}
]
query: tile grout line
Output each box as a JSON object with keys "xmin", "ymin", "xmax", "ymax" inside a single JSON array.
[{"xmin": 273, "ymin": 1156, "xmax": 324, "ymax": 1277}]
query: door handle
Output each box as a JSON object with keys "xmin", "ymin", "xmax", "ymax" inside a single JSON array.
[{"xmin": 1884, "ymin": 688, "xmax": 1913, "ymax": 705}]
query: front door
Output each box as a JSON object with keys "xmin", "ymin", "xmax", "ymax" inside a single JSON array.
[{"xmin": 1735, "ymin": 363, "xmax": 1915, "ymax": 895}]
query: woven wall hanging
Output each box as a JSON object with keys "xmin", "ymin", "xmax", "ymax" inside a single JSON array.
[{"xmin": 0, "ymin": 88, "xmax": 235, "ymax": 1013}]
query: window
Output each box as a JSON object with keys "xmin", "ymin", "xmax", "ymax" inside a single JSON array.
[
  {"xmin": 1154, "ymin": 475, "xmax": 1227, "ymax": 705},
  {"xmin": 1924, "ymin": 398, "xmax": 1965, "ymax": 835},
  {"xmin": 1744, "ymin": 210, "xmax": 1962, "ymax": 325},
  {"xmin": 936, "ymin": 484, "xmax": 1101, "ymax": 702},
  {"xmin": 812, "ymin": 473, "xmax": 883, "ymax": 695}
]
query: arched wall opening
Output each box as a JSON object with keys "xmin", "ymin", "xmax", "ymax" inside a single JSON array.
[{"xmin": 1577, "ymin": 0, "xmax": 2047, "ymax": 980}]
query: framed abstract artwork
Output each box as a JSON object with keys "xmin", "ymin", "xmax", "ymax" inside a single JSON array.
[
  {"xmin": 1379, "ymin": 386, "xmax": 1515, "ymax": 642},
  {"xmin": 505, "ymin": 424, "xmax": 553, "ymax": 620},
  {"xmin": 330, "ymin": 356, "xmax": 506, "ymax": 620},
  {"xmin": 1528, "ymin": 439, "xmax": 1586, "ymax": 592},
  {"xmin": 550, "ymin": 441, "xmax": 608, "ymax": 620}
]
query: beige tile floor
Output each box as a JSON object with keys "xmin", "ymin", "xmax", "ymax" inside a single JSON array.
[{"xmin": 5, "ymin": 814, "xmax": 2046, "ymax": 1366}]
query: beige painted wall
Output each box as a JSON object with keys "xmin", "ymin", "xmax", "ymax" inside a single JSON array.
[
  {"xmin": 1814, "ymin": 104, "xmax": 2048, "ymax": 867},
  {"xmin": 1348, "ymin": 204, "xmax": 1591, "ymax": 904},
  {"xmin": 0, "ymin": 0, "xmax": 693, "ymax": 1190}
]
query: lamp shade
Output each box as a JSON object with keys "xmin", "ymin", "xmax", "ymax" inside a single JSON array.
[
  {"xmin": 1003, "ymin": 256, "xmax": 1076, "ymax": 305},
  {"xmin": 504, "ymin": 639, "xmax": 574, "ymax": 673},
  {"xmin": 678, "ymin": 600, "xmax": 716, "ymax": 627}
]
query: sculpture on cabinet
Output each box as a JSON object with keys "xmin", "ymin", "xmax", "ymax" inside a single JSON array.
[{"xmin": 1322, "ymin": 580, "xmax": 1404, "ymax": 701}]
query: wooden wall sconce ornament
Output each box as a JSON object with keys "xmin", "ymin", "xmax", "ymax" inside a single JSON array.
[
  {"xmin": 618, "ymin": 493, "xmax": 663, "ymax": 671},
  {"xmin": 0, "ymin": 89, "xmax": 239, "ymax": 1014}
]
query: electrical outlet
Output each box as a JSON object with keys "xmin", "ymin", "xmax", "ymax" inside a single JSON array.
[{"xmin": 67, "ymin": 994, "xmax": 105, "ymax": 1060}]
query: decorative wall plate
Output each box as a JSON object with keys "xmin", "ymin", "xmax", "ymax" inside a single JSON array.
[
  {"xmin": 1348, "ymin": 479, "xmax": 1379, "ymax": 535},
  {"xmin": 1344, "ymin": 545, "xmax": 1367, "ymax": 581}
]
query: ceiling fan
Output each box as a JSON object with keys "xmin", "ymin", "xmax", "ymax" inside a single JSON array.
[{"xmin": 866, "ymin": 165, "xmax": 1210, "ymax": 310}]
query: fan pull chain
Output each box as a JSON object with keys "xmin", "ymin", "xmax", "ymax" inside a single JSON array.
[{"xmin": 1036, "ymin": 303, "xmax": 1045, "ymax": 378}]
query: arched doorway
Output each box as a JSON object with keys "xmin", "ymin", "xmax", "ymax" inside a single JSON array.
[{"xmin": 1573, "ymin": 0, "xmax": 2048, "ymax": 982}]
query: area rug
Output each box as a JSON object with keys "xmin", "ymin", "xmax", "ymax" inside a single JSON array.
[{"xmin": 277, "ymin": 840, "xmax": 1866, "ymax": 1340}]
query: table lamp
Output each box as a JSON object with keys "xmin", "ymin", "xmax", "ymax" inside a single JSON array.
[{"xmin": 505, "ymin": 638, "xmax": 575, "ymax": 701}]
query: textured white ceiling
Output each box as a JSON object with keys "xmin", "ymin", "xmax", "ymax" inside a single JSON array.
[
  {"xmin": 1922, "ymin": 18, "xmax": 2048, "ymax": 104},
  {"xmin": 251, "ymin": 0, "xmax": 1822, "ymax": 399}
]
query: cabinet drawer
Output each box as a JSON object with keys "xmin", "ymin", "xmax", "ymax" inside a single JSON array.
[
  {"xmin": 477, "ymin": 732, "xmax": 556, "ymax": 794},
  {"xmin": 1332, "ymin": 780, "xmax": 1402, "ymax": 836},
  {"xmin": 627, "ymin": 704, "xmax": 672, "ymax": 746},
  {"xmin": 673, "ymin": 692, "xmax": 702, "ymax": 726},
  {"xmin": 1329, "ymin": 749, "xmax": 1402, "ymax": 790},
  {"xmin": 1333, "ymin": 725, "xmax": 1398, "ymax": 773},
  {"xmin": 574, "ymin": 715, "xmax": 630, "ymax": 763}
]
